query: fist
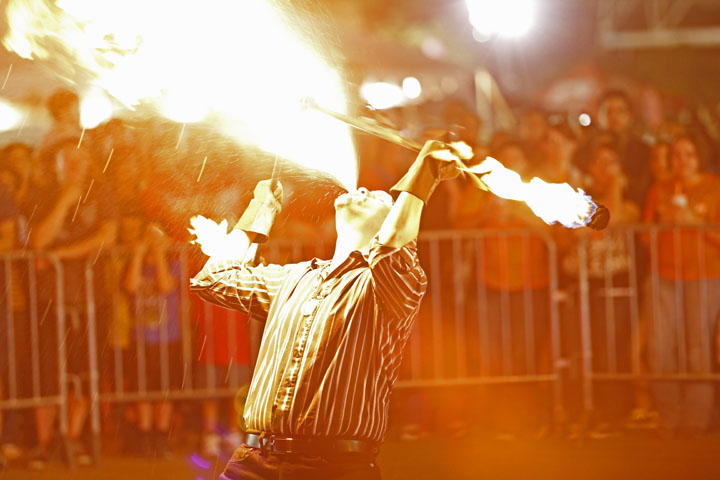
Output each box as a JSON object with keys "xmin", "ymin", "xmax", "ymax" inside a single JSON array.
[{"xmin": 253, "ymin": 179, "xmax": 283, "ymax": 209}]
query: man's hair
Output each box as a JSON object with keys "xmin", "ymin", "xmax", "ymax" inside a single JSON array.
[
  {"xmin": 47, "ymin": 89, "xmax": 79, "ymax": 121},
  {"xmin": 598, "ymin": 89, "xmax": 633, "ymax": 113}
]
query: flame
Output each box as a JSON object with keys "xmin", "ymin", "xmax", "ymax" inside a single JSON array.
[
  {"xmin": 3, "ymin": 0, "xmax": 357, "ymax": 190},
  {"xmin": 467, "ymin": 157, "xmax": 597, "ymax": 228},
  {"xmin": 188, "ymin": 215, "xmax": 250, "ymax": 260}
]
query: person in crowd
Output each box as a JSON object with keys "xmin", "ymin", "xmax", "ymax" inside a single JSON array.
[
  {"xmin": 190, "ymin": 140, "xmax": 470, "ymax": 479},
  {"xmin": 643, "ymin": 135, "xmax": 720, "ymax": 436},
  {"xmin": 26, "ymin": 139, "xmax": 117, "ymax": 468},
  {"xmin": 561, "ymin": 143, "xmax": 640, "ymax": 437},
  {"xmin": 474, "ymin": 140, "xmax": 554, "ymax": 438},
  {"xmin": 38, "ymin": 89, "xmax": 83, "ymax": 159},
  {"xmin": 592, "ymin": 89, "xmax": 652, "ymax": 208},
  {"xmin": 193, "ymin": 295, "xmax": 251, "ymax": 458},
  {"xmin": 0, "ymin": 176, "xmax": 22, "ymax": 468},
  {"xmin": 539, "ymin": 122, "xmax": 584, "ymax": 186},
  {"xmin": 124, "ymin": 221, "xmax": 182, "ymax": 458},
  {"xmin": 520, "ymin": 109, "xmax": 549, "ymax": 150},
  {"xmin": 649, "ymin": 141, "xmax": 673, "ymax": 184}
]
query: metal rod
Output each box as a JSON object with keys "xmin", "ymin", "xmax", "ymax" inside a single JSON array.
[{"xmin": 303, "ymin": 98, "xmax": 423, "ymax": 152}]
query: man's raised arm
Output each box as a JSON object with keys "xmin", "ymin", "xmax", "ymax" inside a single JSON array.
[{"xmin": 378, "ymin": 140, "xmax": 468, "ymax": 248}]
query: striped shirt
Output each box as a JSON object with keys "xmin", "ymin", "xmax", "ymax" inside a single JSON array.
[{"xmin": 190, "ymin": 239, "xmax": 427, "ymax": 443}]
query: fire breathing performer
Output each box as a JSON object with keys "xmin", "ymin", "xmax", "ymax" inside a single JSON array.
[{"xmin": 190, "ymin": 139, "xmax": 609, "ymax": 480}]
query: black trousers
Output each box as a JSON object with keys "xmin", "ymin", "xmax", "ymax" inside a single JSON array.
[{"xmin": 220, "ymin": 445, "xmax": 381, "ymax": 480}]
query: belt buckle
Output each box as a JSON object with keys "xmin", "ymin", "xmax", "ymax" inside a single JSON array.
[{"xmin": 273, "ymin": 437, "xmax": 294, "ymax": 455}]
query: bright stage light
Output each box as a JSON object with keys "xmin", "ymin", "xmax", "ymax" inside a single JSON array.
[
  {"xmin": 466, "ymin": 0, "xmax": 536, "ymax": 38},
  {"xmin": 0, "ymin": 99, "xmax": 24, "ymax": 132},
  {"xmin": 360, "ymin": 82, "xmax": 404, "ymax": 110},
  {"xmin": 578, "ymin": 113, "xmax": 591, "ymax": 127},
  {"xmin": 402, "ymin": 77, "xmax": 422, "ymax": 99}
]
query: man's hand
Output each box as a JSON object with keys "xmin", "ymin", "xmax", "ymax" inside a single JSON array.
[
  {"xmin": 391, "ymin": 140, "xmax": 471, "ymax": 204},
  {"xmin": 234, "ymin": 180, "xmax": 284, "ymax": 243}
]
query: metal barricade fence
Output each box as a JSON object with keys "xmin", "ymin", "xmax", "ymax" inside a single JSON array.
[
  {"xmin": 576, "ymin": 224, "xmax": 720, "ymax": 428},
  {"xmin": 4, "ymin": 224, "xmax": 720, "ymax": 460},
  {"xmin": 0, "ymin": 252, "xmax": 70, "ymax": 454}
]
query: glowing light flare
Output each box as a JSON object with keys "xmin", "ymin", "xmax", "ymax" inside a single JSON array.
[
  {"xmin": 80, "ymin": 89, "xmax": 113, "ymax": 128},
  {"xmin": 360, "ymin": 82, "xmax": 404, "ymax": 110},
  {"xmin": 402, "ymin": 77, "xmax": 422, "ymax": 99},
  {"xmin": 467, "ymin": 157, "xmax": 597, "ymax": 228},
  {"xmin": 0, "ymin": 99, "xmax": 24, "ymax": 131},
  {"xmin": 465, "ymin": 0, "xmax": 536, "ymax": 38},
  {"xmin": 578, "ymin": 113, "xmax": 592, "ymax": 127},
  {"xmin": 3, "ymin": 0, "xmax": 358, "ymax": 191}
]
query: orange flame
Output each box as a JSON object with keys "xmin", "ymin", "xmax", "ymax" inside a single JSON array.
[
  {"xmin": 467, "ymin": 156, "xmax": 597, "ymax": 228},
  {"xmin": 3, "ymin": 0, "xmax": 357, "ymax": 190}
]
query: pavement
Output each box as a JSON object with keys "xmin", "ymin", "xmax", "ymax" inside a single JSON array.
[{"xmin": 1, "ymin": 433, "xmax": 719, "ymax": 480}]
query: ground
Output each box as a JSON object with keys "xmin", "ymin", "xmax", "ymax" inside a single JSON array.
[{"xmin": 1, "ymin": 433, "xmax": 719, "ymax": 480}]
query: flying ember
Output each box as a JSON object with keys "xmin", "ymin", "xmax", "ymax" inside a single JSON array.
[{"xmin": 3, "ymin": 0, "xmax": 358, "ymax": 190}]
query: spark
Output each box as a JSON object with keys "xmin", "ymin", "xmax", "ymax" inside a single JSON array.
[
  {"xmin": 102, "ymin": 148, "xmax": 114, "ymax": 173},
  {"xmin": 196, "ymin": 156, "xmax": 207, "ymax": 182},
  {"xmin": 39, "ymin": 299, "xmax": 53, "ymax": 326},
  {"xmin": 93, "ymin": 239, "xmax": 104, "ymax": 265},
  {"xmin": 197, "ymin": 335, "xmax": 207, "ymax": 361},
  {"xmin": 175, "ymin": 123, "xmax": 186, "ymax": 150},
  {"xmin": 83, "ymin": 178, "xmax": 95, "ymax": 203},
  {"xmin": 70, "ymin": 196, "xmax": 82, "ymax": 223},
  {"xmin": 77, "ymin": 128, "xmax": 85, "ymax": 148},
  {"xmin": 1, "ymin": 64, "xmax": 11, "ymax": 89},
  {"xmin": 15, "ymin": 110, "xmax": 28, "ymax": 137}
]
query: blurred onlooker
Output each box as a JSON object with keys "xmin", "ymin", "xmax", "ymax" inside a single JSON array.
[
  {"xmin": 562, "ymin": 143, "xmax": 640, "ymax": 437},
  {"xmin": 38, "ymin": 89, "xmax": 83, "ymax": 159},
  {"xmin": 643, "ymin": 135, "xmax": 720, "ymax": 436},
  {"xmin": 0, "ymin": 177, "xmax": 22, "ymax": 467},
  {"xmin": 539, "ymin": 123, "xmax": 584, "ymax": 185},
  {"xmin": 593, "ymin": 89, "xmax": 652, "ymax": 208},
  {"xmin": 649, "ymin": 142, "xmax": 672, "ymax": 184},
  {"xmin": 124, "ymin": 222, "xmax": 182, "ymax": 458},
  {"xmin": 519, "ymin": 109, "xmax": 549, "ymax": 149},
  {"xmin": 476, "ymin": 141, "xmax": 553, "ymax": 437},
  {"xmin": 193, "ymin": 297, "xmax": 251, "ymax": 458},
  {"xmin": 26, "ymin": 140, "xmax": 117, "ymax": 468}
]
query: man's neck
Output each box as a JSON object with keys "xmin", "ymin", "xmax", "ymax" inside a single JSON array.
[{"xmin": 330, "ymin": 229, "xmax": 370, "ymax": 271}]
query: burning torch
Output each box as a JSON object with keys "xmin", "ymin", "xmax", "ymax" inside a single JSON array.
[{"xmin": 301, "ymin": 98, "xmax": 609, "ymax": 230}]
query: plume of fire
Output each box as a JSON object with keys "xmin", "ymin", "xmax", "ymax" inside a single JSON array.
[
  {"xmin": 3, "ymin": 0, "xmax": 358, "ymax": 190},
  {"xmin": 465, "ymin": 157, "xmax": 597, "ymax": 229}
]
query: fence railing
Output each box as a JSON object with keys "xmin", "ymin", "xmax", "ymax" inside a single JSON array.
[{"xmin": 2, "ymin": 224, "xmax": 720, "ymax": 459}]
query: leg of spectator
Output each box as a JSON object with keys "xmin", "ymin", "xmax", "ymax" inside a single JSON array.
[
  {"xmin": 680, "ymin": 279, "xmax": 717, "ymax": 433},
  {"xmin": 649, "ymin": 279, "xmax": 681, "ymax": 434}
]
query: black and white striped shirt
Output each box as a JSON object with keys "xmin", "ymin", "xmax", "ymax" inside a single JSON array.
[{"xmin": 190, "ymin": 239, "xmax": 427, "ymax": 443}]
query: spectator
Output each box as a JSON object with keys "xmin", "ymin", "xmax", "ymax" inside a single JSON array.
[
  {"xmin": 649, "ymin": 141, "xmax": 672, "ymax": 184},
  {"xmin": 193, "ymin": 296, "xmax": 251, "ymax": 458},
  {"xmin": 26, "ymin": 139, "xmax": 117, "ymax": 468},
  {"xmin": 124, "ymin": 222, "xmax": 182, "ymax": 458},
  {"xmin": 38, "ymin": 89, "xmax": 83, "ymax": 159},
  {"xmin": 593, "ymin": 89, "xmax": 652, "ymax": 208},
  {"xmin": 476, "ymin": 141, "xmax": 553, "ymax": 438},
  {"xmin": 643, "ymin": 135, "xmax": 720, "ymax": 436},
  {"xmin": 562, "ymin": 143, "xmax": 640, "ymax": 437}
]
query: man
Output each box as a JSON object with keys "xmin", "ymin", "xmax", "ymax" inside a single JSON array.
[{"xmin": 190, "ymin": 140, "xmax": 467, "ymax": 479}]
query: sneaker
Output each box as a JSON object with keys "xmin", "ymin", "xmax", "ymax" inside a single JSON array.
[
  {"xmin": 25, "ymin": 447, "xmax": 50, "ymax": 471},
  {"xmin": 589, "ymin": 423, "xmax": 621, "ymax": 440},
  {"xmin": 1, "ymin": 443, "xmax": 23, "ymax": 462},
  {"xmin": 399, "ymin": 424, "xmax": 430, "ymax": 442},
  {"xmin": 70, "ymin": 440, "xmax": 93, "ymax": 466},
  {"xmin": 153, "ymin": 431, "xmax": 172, "ymax": 460},
  {"xmin": 202, "ymin": 433, "xmax": 222, "ymax": 458}
]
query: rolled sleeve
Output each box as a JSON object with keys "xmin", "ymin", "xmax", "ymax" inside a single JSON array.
[
  {"xmin": 190, "ymin": 258, "xmax": 294, "ymax": 322},
  {"xmin": 369, "ymin": 238, "xmax": 427, "ymax": 324}
]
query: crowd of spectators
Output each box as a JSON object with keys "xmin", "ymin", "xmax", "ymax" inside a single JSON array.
[{"xmin": 1, "ymin": 86, "xmax": 720, "ymax": 470}]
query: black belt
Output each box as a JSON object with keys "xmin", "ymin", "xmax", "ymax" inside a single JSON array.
[{"xmin": 245, "ymin": 433, "xmax": 378, "ymax": 456}]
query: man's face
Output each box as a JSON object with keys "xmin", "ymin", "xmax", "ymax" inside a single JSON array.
[
  {"xmin": 334, "ymin": 188, "xmax": 393, "ymax": 238},
  {"xmin": 671, "ymin": 138, "xmax": 700, "ymax": 181},
  {"xmin": 600, "ymin": 97, "xmax": 632, "ymax": 134}
]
